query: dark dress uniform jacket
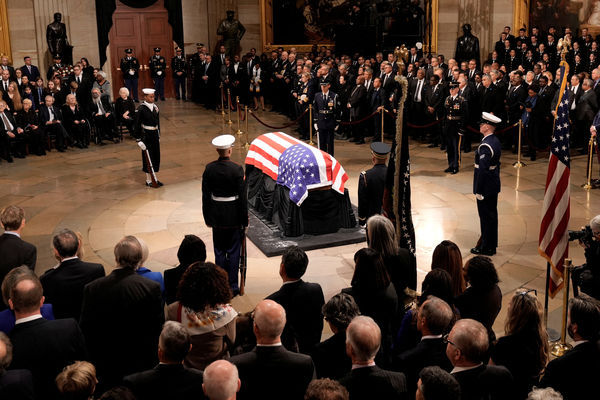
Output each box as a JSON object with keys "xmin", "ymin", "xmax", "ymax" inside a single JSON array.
[
  {"xmin": 40, "ymin": 257, "xmax": 105, "ymax": 320},
  {"xmin": 339, "ymin": 365, "xmax": 408, "ymax": 400},
  {"xmin": 135, "ymin": 102, "xmax": 161, "ymax": 172},
  {"xmin": 123, "ymin": 363, "xmax": 206, "ymax": 400},
  {"xmin": 473, "ymin": 134, "xmax": 501, "ymax": 197},
  {"xmin": 171, "ymin": 55, "xmax": 187, "ymax": 78},
  {"xmin": 149, "ymin": 55, "xmax": 167, "ymax": 79},
  {"xmin": 79, "ymin": 268, "xmax": 164, "ymax": 391},
  {"xmin": 314, "ymin": 90, "xmax": 339, "ymax": 130},
  {"xmin": 202, "ymin": 156, "xmax": 248, "ymax": 228},
  {"xmin": 120, "ymin": 57, "xmax": 140, "ymax": 79},
  {"xmin": 0, "ymin": 233, "xmax": 36, "ymax": 310},
  {"xmin": 358, "ymin": 163, "xmax": 387, "ymax": 224},
  {"xmin": 0, "ymin": 368, "xmax": 34, "ymax": 400}
]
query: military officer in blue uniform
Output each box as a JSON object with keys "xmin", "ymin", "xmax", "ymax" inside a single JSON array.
[
  {"xmin": 120, "ymin": 48, "xmax": 140, "ymax": 102},
  {"xmin": 313, "ymin": 78, "xmax": 339, "ymax": 156},
  {"xmin": 358, "ymin": 141, "xmax": 391, "ymax": 226},
  {"xmin": 444, "ymin": 82, "xmax": 468, "ymax": 174},
  {"xmin": 149, "ymin": 47, "xmax": 167, "ymax": 101},
  {"xmin": 471, "ymin": 112, "xmax": 502, "ymax": 256},
  {"xmin": 171, "ymin": 47, "xmax": 187, "ymax": 100},
  {"xmin": 202, "ymin": 134, "xmax": 248, "ymax": 295}
]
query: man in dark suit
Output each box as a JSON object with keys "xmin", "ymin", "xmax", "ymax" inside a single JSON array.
[
  {"xmin": 124, "ymin": 321, "xmax": 205, "ymax": 400},
  {"xmin": 39, "ymin": 95, "xmax": 69, "ymax": 151},
  {"xmin": 201, "ymin": 55, "xmax": 219, "ymax": 110},
  {"xmin": 19, "ymin": 56, "xmax": 40, "ymax": 81},
  {"xmin": 339, "ymin": 316, "xmax": 407, "ymax": 399},
  {"xmin": 266, "ymin": 246, "xmax": 324, "ymax": 354},
  {"xmin": 230, "ymin": 300, "xmax": 315, "ymax": 400},
  {"xmin": 539, "ymin": 295, "xmax": 600, "ymax": 400},
  {"xmin": 446, "ymin": 319, "xmax": 514, "ymax": 400},
  {"xmin": 424, "ymin": 75, "xmax": 445, "ymax": 147},
  {"xmin": 347, "ymin": 75, "xmax": 368, "ymax": 144},
  {"xmin": 505, "ymin": 71, "xmax": 527, "ymax": 151},
  {"xmin": 416, "ymin": 366, "xmax": 460, "ymax": 400},
  {"xmin": 394, "ymin": 296, "xmax": 454, "ymax": 393},
  {"xmin": 40, "ymin": 229, "xmax": 105, "ymax": 320},
  {"xmin": 80, "ymin": 236, "xmax": 164, "ymax": 394},
  {"xmin": 369, "ymin": 77, "xmax": 387, "ymax": 140},
  {"xmin": 0, "ymin": 100, "xmax": 18, "ymax": 161},
  {"xmin": 88, "ymin": 88, "xmax": 117, "ymax": 143},
  {"xmin": 0, "ymin": 332, "xmax": 34, "ymax": 400},
  {"xmin": 408, "ymin": 69, "xmax": 426, "ymax": 139},
  {"xmin": 0, "ymin": 57, "xmax": 15, "ymax": 81},
  {"xmin": 8, "ymin": 274, "xmax": 87, "ymax": 400},
  {"xmin": 0, "ymin": 205, "xmax": 36, "ymax": 311},
  {"xmin": 68, "ymin": 64, "xmax": 91, "ymax": 107},
  {"xmin": 575, "ymin": 78, "xmax": 599, "ymax": 152}
]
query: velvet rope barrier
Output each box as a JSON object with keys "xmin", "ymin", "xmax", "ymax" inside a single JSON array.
[
  {"xmin": 248, "ymin": 108, "xmax": 309, "ymax": 130},
  {"xmin": 339, "ymin": 110, "xmax": 380, "ymax": 126}
]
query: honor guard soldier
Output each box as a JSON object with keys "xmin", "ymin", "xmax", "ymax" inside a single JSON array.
[
  {"xmin": 120, "ymin": 48, "xmax": 140, "ymax": 102},
  {"xmin": 358, "ymin": 141, "xmax": 391, "ymax": 226},
  {"xmin": 135, "ymin": 88, "xmax": 163, "ymax": 187},
  {"xmin": 202, "ymin": 134, "xmax": 248, "ymax": 295},
  {"xmin": 444, "ymin": 82, "xmax": 468, "ymax": 174},
  {"xmin": 190, "ymin": 43, "xmax": 205, "ymax": 103},
  {"xmin": 171, "ymin": 47, "xmax": 187, "ymax": 100},
  {"xmin": 313, "ymin": 77, "xmax": 339, "ymax": 156},
  {"xmin": 47, "ymin": 54, "xmax": 64, "ymax": 80},
  {"xmin": 471, "ymin": 112, "xmax": 502, "ymax": 256},
  {"xmin": 149, "ymin": 47, "xmax": 167, "ymax": 101}
]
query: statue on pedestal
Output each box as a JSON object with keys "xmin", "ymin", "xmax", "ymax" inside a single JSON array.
[
  {"xmin": 217, "ymin": 10, "xmax": 246, "ymax": 59},
  {"xmin": 46, "ymin": 12, "xmax": 73, "ymax": 65},
  {"xmin": 455, "ymin": 23, "xmax": 480, "ymax": 68}
]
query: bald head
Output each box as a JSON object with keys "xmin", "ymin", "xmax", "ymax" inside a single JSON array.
[
  {"xmin": 253, "ymin": 299, "xmax": 286, "ymax": 343},
  {"xmin": 346, "ymin": 316, "xmax": 381, "ymax": 363},
  {"xmin": 447, "ymin": 319, "xmax": 488, "ymax": 365},
  {"xmin": 203, "ymin": 360, "xmax": 240, "ymax": 400},
  {"xmin": 9, "ymin": 276, "xmax": 43, "ymax": 315}
]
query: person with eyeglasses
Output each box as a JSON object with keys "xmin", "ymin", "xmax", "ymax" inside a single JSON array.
[
  {"xmin": 489, "ymin": 289, "xmax": 548, "ymax": 399},
  {"xmin": 445, "ymin": 319, "xmax": 514, "ymax": 400}
]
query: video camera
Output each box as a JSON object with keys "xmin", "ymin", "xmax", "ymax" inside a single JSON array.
[{"xmin": 568, "ymin": 225, "xmax": 595, "ymax": 247}]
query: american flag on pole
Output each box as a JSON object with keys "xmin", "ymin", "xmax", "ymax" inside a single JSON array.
[
  {"xmin": 538, "ymin": 60, "xmax": 571, "ymax": 298},
  {"xmin": 245, "ymin": 132, "xmax": 348, "ymax": 205}
]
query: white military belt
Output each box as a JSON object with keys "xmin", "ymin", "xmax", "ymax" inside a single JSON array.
[
  {"xmin": 474, "ymin": 164, "xmax": 497, "ymax": 170},
  {"xmin": 142, "ymin": 125, "xmax": 158, "ymax": 130},
  {"xmin": 211, "ymin": 194, "xmax": 239, "ymax": 202}
]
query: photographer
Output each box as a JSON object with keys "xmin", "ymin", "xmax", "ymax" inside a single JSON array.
[{"xmin": 573, "ymin": 215, "xmax": 600, "ymax": 300}]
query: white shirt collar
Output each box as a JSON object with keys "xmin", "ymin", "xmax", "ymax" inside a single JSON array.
[
  {"xmin": 257, "ymin": 342, "xmax": 282, "ymax": 347},
  {"xmin": 143, "ymin": 101, "xmax": 156, "ymax": 111},
  {"xmin": 451, "ymin": 363, "xmax": 483, "ymax": 374},
  {"xmin": 60, "ymin": 256, "xmax": 79, "ymax": 263},
  {"xmin": 15, "ymin": 314, "xmax": 43, "ymax": 325},
  {"xmin": 282, "ymin": 279, "xmax": 300, "ymax": 285},
  {"xmin": 352, "ymin": 362, "xmax": 376, "ymax": 370},
  {"xmin": 3, "ymin": 231, "xmax": 20, "ymax": 238},
  {"xmin": 421, "ymin": 334, "xmax": 443, "ymax": 341}
]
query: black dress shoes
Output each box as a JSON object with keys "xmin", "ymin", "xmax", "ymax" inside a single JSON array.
[
  {"xmin": 451, "ymin": 169, "xmax": 459, "ymax": 174},
  {"xmin": 470, "ymin": 247, "xmax": 496, "ymax": 256},
  {"xmin": 444, "ymin": 167, "xmax": 453, "ymax": 173}
]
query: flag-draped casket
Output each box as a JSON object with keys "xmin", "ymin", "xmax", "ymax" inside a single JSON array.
[{"xmin": 245, "ymin": 132, "xmax": 356, "ymax": 236}]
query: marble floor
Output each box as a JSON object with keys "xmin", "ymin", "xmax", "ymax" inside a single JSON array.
[{"xmin": 1, "ymin": 100, "xmax": 598, "ymax": 338}]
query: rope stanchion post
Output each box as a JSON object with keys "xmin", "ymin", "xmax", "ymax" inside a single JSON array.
[
  {"xmin": 550, "ymin": 259, "xmax": 574, "ymax": 357},
  {"xmin": 513, "ymin": 119, "xmax": 526, "ymax": 168},
  {"xmin": 309, "ymin": 105, "xmax": 315, "ymax": 146},
  {"xmin": 583, "ymin": 136, "xmax": 594, "ymax": 190},
  {"xmin": 220, "ymin": 84, "xmax": 225, "ymax": 117},
  {"xmin": 226, "ymin": 89, "xmax": 233, "ymax": 125},
  {"xmin": 235, "ymin": 96, "xmax": 242, "ymax": 135},
  {"xmin": 244, "ymin": 105, "xmax": 250, "ymax": 150},
  {"xmin": 380, "ymin": 107, "xmax": 384, "ymax": 142}
]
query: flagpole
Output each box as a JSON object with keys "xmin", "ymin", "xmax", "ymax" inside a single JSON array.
[{"xmin": 544, "ymin": 261, "xmax": 560, "ymax": 342}]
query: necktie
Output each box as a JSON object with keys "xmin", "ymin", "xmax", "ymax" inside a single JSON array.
[
  {"xmin": 97, "ymin": 100, "xmax": 105, "ymax": 114},
  {"xmin": 3, "ymin": 82, "xmax": 7, "ymax": 91},
  {"xmin": 1, "ymin": 112, "xmax": 12, "ymax": 131},
  {"xmin": 414, "ymin": 80, "xmax": 422, "ymax": 102},
  {"xmin": 77, "ymin": 76, "xmax": 81, "ymax": 84},
  {"xmin": 48, "ymin": 107, "xmax": 55, "ymax": 121},
  {"xmin": 28, "ymin": 65, "xmax": 31, "ymax": 74}
]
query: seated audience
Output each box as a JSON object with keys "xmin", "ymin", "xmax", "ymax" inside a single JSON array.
[
  {"xmin": 0, "ymin": 99, "xmax": 18, "ymax": 161},
  {"xmin": 8, "ymin": 273, "xmax": 87, "ymax": 400},
  {"xmin": 446, "ymin": 318, "xmax": 514, "ymax": 399},
  {"xmin": 342, "ymin": 248, "xmax": 398, "ymax": 366},
  {"xmin": 394, "ymin": 296, "xmax": 454, "ymax": 393},
  {"xmin": 55, "ymin": 361, "xmax": 97, "ymax": 400},
  {"xmin": 61, "ymin": 93, "xmax": 89, "ymax": 148},
  {"xmin": 230, "ymin": 299, "xmax": 315, "ymax": 400},
  {"xmin": 431, "ymin": 240, "xmax": 466, "ymax": 298},
  {"xmin": 166, "ymin": 262, "xmax": 237, "ymax": 370},
  {"xmin": 490, "ymin": 289, "xmax": 548, "ymax": 399},
  {"xmin": 135, "ymin": 237, "xmax": 165, "ymax": 297},
  {"xmin": 6, "ymin": 82, "xmax": 22, "ymax": 113},
  {"xmin": 305, "ymin": 378, "xmax": 349, "ymax": 400},
  {"xmin": 455, "ymin": 255, "xmax": 502, "ymax": 342},
  {"xmin": 539, "ymin": 294, "xmax": 600, "ymax": 400},
  {"xmin": 202, "ymin": 360, "xmax": 240, "ymax": 400},
  {"xmin": 88, "ymin": 88, "xmax": 117, "ymax": 144},
  {"xmin": 311, "ymin": 293, "xmax": 360, "ymax": 379},
  {"xmin": 0, "ymin": 266, "xmax": 54, "ymax": 334},
  {"xmin": 40, "ymin": 228, "xmax": 105, "ymax": 320},
  {"xmin": 0, "ymin": 331, "xmax": 34, "ymax": 400},
  {"xmin": 366, "ymin": 215, "xmax": 417, "ymax": 312},
  {"xmin": 80, "ymin": 235, "xmax": 164, "ymax": 395},
  {"xmin": 115, "ymin": 87, "xmax": 136, "ymax": 135},
  {"xmin": 339, "ymin": 315, "xmax": 407, "ymax": 399},
  {"xmin": 416, "ymin": 366, "xmax": 460, "ymax": 400},
  {"xmin": 39, "ymin": 95, "xmax": 70, "ymax": 152},
  {"xmin": 267, "ymin": 246, "xmax": 325, "ymax": 354},
  {"xmin": 93, "ymin": 71, "xmax": 112, "ymax": 101},
  {"xmin": 164, "ymin": 234, "xmax": 207, "ymax": 305},
  {"xmin": 0, "ymin": 205, "xmax": 36, "ymax": 311},
  {"xmin": 16, "ymin": 98, "xmax": 46, "ymax": 156},
  {"xmin": 124, "ymin": 321, "xmax": 205, "ymax": 400}
]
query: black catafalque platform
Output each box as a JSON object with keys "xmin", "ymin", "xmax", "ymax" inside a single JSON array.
[{"xmin": 245, "ymin": 166, "xmax": 366, "ymax": 257}]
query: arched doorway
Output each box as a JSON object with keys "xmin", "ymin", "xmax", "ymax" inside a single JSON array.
[{"xmin": 108, "ymin": 1, "xmax": 174, "ymax": 100}]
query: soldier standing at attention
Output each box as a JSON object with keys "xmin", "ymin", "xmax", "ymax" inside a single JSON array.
[
  {"xmin": 313, "ymin": 78, "xmax": 339, "ymax": 156},
  {"xmin": 471, "ymin": 112, "xmax": 502, "ymax": 256},
  {"xmin": 358, "ymin": 142, "xmax": 391, "ymax": 226},
  {"xmin": 120, "ymin": 48, "xmax": 140, "ymax": 102},
  {"xmin": 135, "ymin": 88, "xmax": 162, "ymax": 187},
  {"xmin": 149, "ymin": 48, "xmax": 167, "ymax": 101},
  {"xmin": 171, "ymin": 47, "xmax": 187, "ymax": 101},
  {"xmin": 444, "ymin": 82, "xmax": 468, "ymax": 174},
  {"xmin": 202, "ymin": 135, "xmax": 248, "ymax": 295}
]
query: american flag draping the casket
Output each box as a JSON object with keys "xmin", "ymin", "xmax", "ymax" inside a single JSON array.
[{"xmin": 245, "ymin": 132, "xmax": 348, "ymax": 205}]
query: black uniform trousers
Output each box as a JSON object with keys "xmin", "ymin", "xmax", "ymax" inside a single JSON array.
[
  {"xmin": 174, "ymin": 76, "xmax": 186, "ymax": 100},
  {"xmin": 445, "ymin": 120, "xmax": 461, "ymax": 170},
  {"xmin": 124, "ymin": 78, "xmax": 139, "ymax": 101},
  {"xmin": 154, "ymin": 77, "xmax": 165, "ymax": 100},
  {"xmin": 477, "ymin": 193, "xmax": 498, "ymax": 250},
  {"xmin": 141, "ymin": 130, "xmax": 160, "ymax": 173},
  {"xmin": 319, "ymin": 127, "xmax": 335, "ymax": 156},
  {"xmin": 213, "ymin": 227, "xmax": 242, "ymax": 291}
]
